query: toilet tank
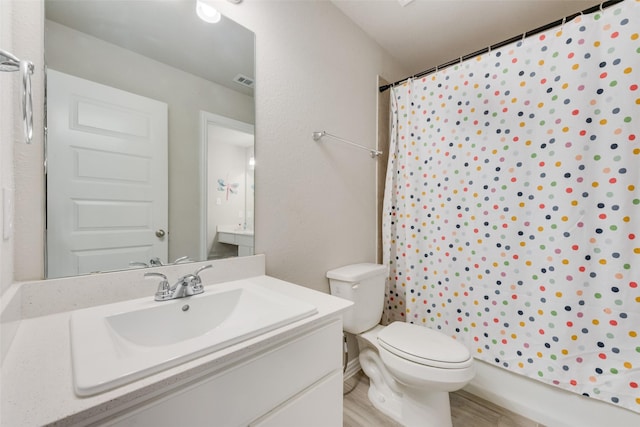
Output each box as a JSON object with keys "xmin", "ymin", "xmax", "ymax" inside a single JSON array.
[{"xmin": 326, "ymin": 263, "xmax": 388, "ymax": 334}]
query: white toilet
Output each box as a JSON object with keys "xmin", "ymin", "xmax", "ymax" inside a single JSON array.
[{"xmin": 327, "ymin": 263, "xmax": 475, "ymax": 427}]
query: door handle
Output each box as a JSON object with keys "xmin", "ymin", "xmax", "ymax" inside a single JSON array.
[{"xmin": 155, "ymin": 229, "xmax": 166, "ymax": 238}]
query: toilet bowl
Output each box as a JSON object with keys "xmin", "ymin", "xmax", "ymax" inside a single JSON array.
[{"xmin": 327, "ymin": 263, "xmax": 475, "ymax": 427}]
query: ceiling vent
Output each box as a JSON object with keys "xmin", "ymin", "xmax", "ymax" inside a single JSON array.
[{"xmin": 233, "ymin": 74, "xmax": 255, "ymax": 88}]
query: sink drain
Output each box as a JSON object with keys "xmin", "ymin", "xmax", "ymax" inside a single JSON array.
[{"xmin": 182, "ymin": 304, "xmax": 190, "ymax": 312}]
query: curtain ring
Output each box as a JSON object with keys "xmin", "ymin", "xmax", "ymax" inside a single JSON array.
[
  {"xmin": 20, "ymin": 60, "xmax": 34, "ymax": 144},
  {"xmin": 561, "ymin": 16, "xmax": 566, "ymax": 30},
  {"xmin": 599, "ymin": 2, "xmax": 604, "ymax": 14}
]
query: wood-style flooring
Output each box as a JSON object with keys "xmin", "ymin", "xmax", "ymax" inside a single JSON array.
[{"xmin": 343, "ymin": 372, "xmax": 544, "ymax": 427}]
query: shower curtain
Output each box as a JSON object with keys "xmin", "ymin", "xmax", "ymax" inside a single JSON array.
[{"xmin": 383, "ymin": 0, "xmax": 640, "ymax": 413}]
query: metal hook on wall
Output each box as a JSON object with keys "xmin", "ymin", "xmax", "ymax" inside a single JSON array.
[{"xmin": 1, "ymin": 49, "xmax": 35, "ymax": 144}]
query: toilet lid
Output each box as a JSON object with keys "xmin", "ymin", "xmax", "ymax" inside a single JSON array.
[{"xmin": 377, "ymin": 322, "xmax": 472, "ymax": 368}]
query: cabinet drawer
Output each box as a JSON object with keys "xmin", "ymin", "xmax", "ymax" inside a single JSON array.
[
  {"xmin": 250, "ymin": 370, "xmax": 343, "ymax": 427},
  {"xmin": 103, "ymin": 319, "xmax": 343, "ymax": 426},
  {"xmin": 236, "ymin": 234, "xmax": 253, "ymax": 247},
  {"xmin": 217, "ymin": 232, "xmax": 236, "ymax": 244}
]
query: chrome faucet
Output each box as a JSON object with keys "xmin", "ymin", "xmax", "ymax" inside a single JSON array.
[
  {"xmin": 144, "ymin": 264, "xmax": 213, "ymax": 301},
  {"xmin": 149, "ymin": 257, "xmax": 164, "ymax": 267},
  {"xmin": 130, "ymin": 256, "xmax": 194, "ymax": 269}
]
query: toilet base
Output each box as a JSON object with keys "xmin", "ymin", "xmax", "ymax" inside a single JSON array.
[
  {"xmin": 366, "ymin": 381, "xmax": 453, "ymax": 427},
  {"xmin": 400, "ymin": 386, "xmax": 452, "ymax": 427},
  {"xmin": 367, "ymin": 379, "xmax": 402, "ymax": 423},
  {"xmin": 357, "ymin": 326, "xmax": 466, "ymax": 427},
  {"xmin": 359, "ymin": 348, "xmax": 403, "ymax": 422},
  {"xmin": 359, "ymin": 348, "xmax": 454, "ymax": 427}
]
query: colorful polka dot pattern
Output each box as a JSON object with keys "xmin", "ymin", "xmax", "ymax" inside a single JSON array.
[{"xmin": 382, "ymin": 0, "xmax": 640, "ymax": 413}]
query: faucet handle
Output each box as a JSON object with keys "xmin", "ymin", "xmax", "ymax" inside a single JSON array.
[
  {"xmin": 189, "ymin": 264, "xmax": 212, "ymax": 293},
  {"xmin": 194, "ymin": 264, "xmax": 213, "ymax": 279},
  {"xmin": 129, "ymin": 261, "xmax": 149, "ymax": 268},
  {"xmin": 173, "ymin": 256, "xmax": 192, "ymax": 264},
  {"xmin": 145, "ymin": 272, "xmax": 170, "ymax": 300},
  {"xmin": 149, "ymin": 257, "xmax": 164, "ymax": 267},
  {"xmin": 144, "ymin": 272, "xmax": 167, "ymax": 280}
]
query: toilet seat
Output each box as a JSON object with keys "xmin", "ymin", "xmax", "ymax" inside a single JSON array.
[{"xmin": 377, "ymin": 322, "xmax": 472, "ymax": 369}]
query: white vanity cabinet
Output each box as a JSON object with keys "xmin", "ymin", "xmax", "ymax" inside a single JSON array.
[
  {"xmin": 217, "ymin": 227, "xmax": 254, "ymax": 257},
  {"xmin": 102, "ymin": 319, "xmax": 343, "ymax": 427},
  {"xmin": 1, "ymin": 258, "xmax": 353, "ymax": 426}
]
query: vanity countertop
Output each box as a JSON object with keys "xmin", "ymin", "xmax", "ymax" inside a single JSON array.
[
  {"xmin": 217, "ymin": 225, "xmax": 254, "ymax": 236},
  {"xmin": 0, "ymin": 275, "xmax": 352, "ymax": 427}
]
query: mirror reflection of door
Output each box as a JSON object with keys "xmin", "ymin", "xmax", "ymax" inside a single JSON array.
[
  {"xmin": 44, "ymin": 1, "xmax": 255, "ymax": 278},
  {"xmin": 46, "ymin": 70, "xmax": 168, "ymax": 278},
  {"xmin": 200, "ymin": 112, "xmax": 254, "ymax": 260}
]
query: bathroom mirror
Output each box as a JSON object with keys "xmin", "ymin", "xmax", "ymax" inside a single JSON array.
[{"xmin": 44, "ymin": 0, "xmax": 255, "ymax": 278}]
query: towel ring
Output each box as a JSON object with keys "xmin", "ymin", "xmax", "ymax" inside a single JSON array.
[
  {"xmin": 21, "ymin": 60, "xmax": 34, "ymax": 144},
  {"xmin": 1, "ymin": 49, "xmax": 35, "ymax": 144}
]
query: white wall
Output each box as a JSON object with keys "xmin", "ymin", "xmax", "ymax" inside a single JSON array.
[
  {"xmin": 8, "ymin": 0, "xmax": 45, "ymax": 283},
  {"xmin": 0, "ymin": 0, "xmax": 15, "ymax": 296},
  {"xmin": 10, "ymin": 0, "xmax": 407, "ymax": 292},
  {"xmin": 211, "ymin": 0, "xmax": 407, "ymax": 291},
  {"xmin": 0, "ymin": 0, "xmax": 16, "ymax": 366},
  {"xmin": 207, "ymin": 136, "xmax": 251, "ymax": 259},
  {"xmin": 0, "ymin": 0, "xmax": 45, "ymax": 366}
]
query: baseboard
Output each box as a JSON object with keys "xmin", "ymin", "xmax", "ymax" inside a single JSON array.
[{"xmin": 343, "ymin": 358, "xmax": 361, "ymax": 381}]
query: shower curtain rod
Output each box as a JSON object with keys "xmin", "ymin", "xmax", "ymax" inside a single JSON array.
[{"xmin": 379, "ymin": 0, "xmax": 624, "ymax": 93}]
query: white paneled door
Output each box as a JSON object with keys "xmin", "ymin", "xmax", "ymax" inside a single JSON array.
[{"xmin": 46, "ymin": 69, "xmax": 168, "ymax": 278}]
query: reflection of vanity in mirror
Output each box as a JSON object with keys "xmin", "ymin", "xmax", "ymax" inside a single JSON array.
[{"xmin": 44, "ymin": 0, "xmax": 255, "ymax": 278}]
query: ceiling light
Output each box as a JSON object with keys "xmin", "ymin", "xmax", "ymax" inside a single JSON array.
[{"xmin": 196, "ymin": 0, "xmax": 222, "ymax": 23}]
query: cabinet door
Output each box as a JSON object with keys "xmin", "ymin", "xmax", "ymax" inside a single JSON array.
[
  {"xmin": 250, "ymin": 370, "xmax": 343, "ymax": 427},
  {"xmin": 101, "ymin": 320, "xmax": 342, "ymax": 426}
]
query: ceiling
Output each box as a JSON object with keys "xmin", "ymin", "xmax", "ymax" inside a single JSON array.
[
  {"xmin": 331, "ymin": 0, "xmax": 603, "ymax": 77},
  {"xmin": 45, "ymin": 0, "xmax": 604, "ymax": 94},
  {"xmin": 45, "ymin": 0, "xmax": 255, "ymax": 96}
]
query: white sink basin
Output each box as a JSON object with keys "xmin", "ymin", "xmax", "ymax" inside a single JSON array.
[{"xmin": 70, "ymin": 278, "xmax": 317, "ymax": 396}]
